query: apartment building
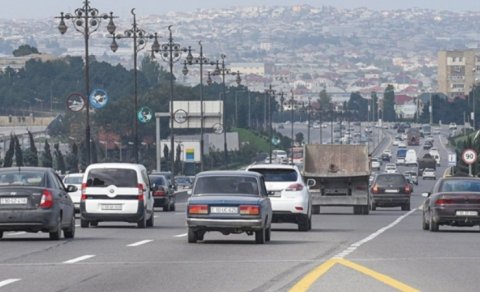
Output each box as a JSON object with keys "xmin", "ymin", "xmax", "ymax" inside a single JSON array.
[{"xmin": 438, "ymin": 49, "xmax": 480, "ymax": 98}]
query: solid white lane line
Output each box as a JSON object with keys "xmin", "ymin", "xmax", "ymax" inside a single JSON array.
[
  {"xmin": 127, "ymin": 240, "xmax": 153, "ymax": 247},
  {"xmin": 334, "ymin": 209, "xmax": 417, "ymax": 259},
  {"xmin": 63, "ymin": 255, "xmax": 96, "ymax": 264},
  {"xmin": 174, "ymin": 233, "xmax": 187, "ymax": 238},
  {"xmin": 0, "ymin": 279, "xmax": 21, "ymax": 288}
]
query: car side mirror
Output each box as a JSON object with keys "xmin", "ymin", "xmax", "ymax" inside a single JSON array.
[
  {"xmin": 66, "ymin": 185, "xmax": 78, "ymax": 192},
  {"xmin": 307, "ymin": 179, "xmax": 316, "ymax": 187},
  {"xmin": 421, "ymin": 192, "xmax": 430, "ymax": 198}
]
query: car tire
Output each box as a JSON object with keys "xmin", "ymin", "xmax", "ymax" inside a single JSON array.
[
  {"xmin": 362, "ymin": 205, "xmax": 369, "ymax": 215},
  {"xmin": 307, "ymin": 215, "xmax": 312, "ymax": 231},
  {"xmin": 146, "ymin": 213, "xmax": 154, "ymax": 227},
  {"xmin": 163, "ymin": 205, "xmax": 169, "ymax": 212},
  {"xmin": 0, "ymin": 231, "xmax": 3, "ymax": 239},
  {"xmin": 90, "ymin": 221, "xmax": 98, "ymax": 227},
  {"xmin": 422, "ymin": 212, "xmax": 429, "ymax": 230},
  {"xmin": 137, "ymin": 214, "xmax": 147, "ymax": 229},
  {"xmin": 49, "ymin": 217, "xmax": 62, "ymax": 240},
  {"xmin": 170, "ymin": 203, "xmax": 176, "ymax": 212},
  {"xmin": 298, "ymin": 215, "xmax": 309, "ymax": 231},
  {"xmin": 371, "ymin": 203, "xmax": 376, "ymax": 211},
  {"xmin": 187, "ymin": 227, "xmax": 197, "ymax": 243},
  {"xmin": 197, "ymin": 231, "xmax": 205, "ymax": 241},
  {"xmin": 265, "ymin": 226, "xmax": 271, "ymax": 242},
  {"xmin": 401, "ymin": 202, "xmax": 410, "ymax": 211},
  {"xmin": 429, "ymin": 212, "xmax": 439, "ymax": 232},
  {"xmin": 255, "ymin": 226, "xmax": 266, "ymax": 244},
  {"xmin": 80, "ymin": 219, "xmax": 89, "ymax": 228},
  {"xmin": 64, "ymin": 216, "xmax": 75, "ymax": 239}
]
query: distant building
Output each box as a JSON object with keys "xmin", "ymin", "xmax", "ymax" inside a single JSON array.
[
  {"xmin": 438, "ymin": 49, "xmax": 479, "ymax": 98},
  {"xmin": 230, "ymin": 63, "xmax": 265, "ymax": 76},
  {"xmin": 0, "ymin": 53, "xmax": 57, "ymax": 72}
]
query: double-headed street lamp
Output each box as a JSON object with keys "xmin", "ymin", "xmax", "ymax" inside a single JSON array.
[
  {"xmin": 182, "ymin": 42, "xmax": 215, "ymax": 172},
  {"xmin": 57, "ymin": 0, "xmax": 117, "ymax": 166},
  {"xmin": 151, "ymin": 26, "xmax": 188, "ymax": 179},
  {"xmin": 110, "ymin": 9, "xmax": 156, "ymax": 163},
  {"xmin": 207, "ymin": 54, "xmax": 241, "ymax": 168}
]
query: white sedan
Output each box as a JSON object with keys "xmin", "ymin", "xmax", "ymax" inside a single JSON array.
[{"xmin": 246, "ymin": 164, "xmax": 312, "ymax": 231}]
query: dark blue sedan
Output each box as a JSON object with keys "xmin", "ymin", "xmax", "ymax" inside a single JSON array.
[{"xmin": 186, "ymin": 171, "xmax": 272, "ymax": 244}]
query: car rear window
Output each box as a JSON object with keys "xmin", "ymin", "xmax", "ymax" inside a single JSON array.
[
  {"xmin": 375, "ymin": 175, "xmax": 405, "ymax": 185},
  {"xmin": 0, "ymin": 171, "xmax": 46, "ymax": 187},
  {"xmin": 86, "ymin": 169, "xmax": 137, "ymax": 187},
  {"xmin": 64, "ymin": 176, "xmax": 82, "ymax": 184},
  {"xmin": 149, "ymin": 175, "xmax": 166, "ymax": 186},
  {"xmin": 194, "ymin": 176, "xmax": 259, "ymax": 195},
  {"xmin": 440, "ymin": 180, "xmax": 480, "ymax": 192},
  {"xmin": 248, "ymin": 169, "xmax": 297, "ymax": 182}
]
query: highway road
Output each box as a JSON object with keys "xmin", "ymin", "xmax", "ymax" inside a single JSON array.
[{"xmin": 1, "ymin": 125, "xmax": 479, "ymax": 291}]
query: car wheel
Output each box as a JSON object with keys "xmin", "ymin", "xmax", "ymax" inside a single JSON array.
[
  {"xmin": 170, "ymin": 203, "xmax": 176, "ymax": 212},
  {"xmin": 146, "ymin": 212, "xmax": 154, "ymax": 227},
  {"xmin": 197, "ymin": 231, "xmax": 205, "ymax": 241},
  {"xmin": 307, "ymin": 215, "xmax": 312, "ymax": 231},
  {"xmin": 422, "ymin": 211, "xmax": 429, "ymax": 230},
  {"xmin": 187, "ymin": 227, "xmax": 197, "ymax": 243},
  {"xmin": 255, "ymin": 227, "xmax": 266, "ymax": 244},
  {"xmin": 298, "ymin": 214, "xmax": 309, "ymax": 231},
  {"xmin": 163, "ymin": 205, "xmax": 169, "ymax": 212},
  {"xmin": 137, "ymin": 214, "xmax": 147, "ymax": 228},
  {"xmin": 429, "ymin": 211, "xmax": 439, "ymax": 232},
  {"xmin": 90, "ymin": 221, "xmax": 98, "ymax": 227},
  {"xmin": 371, "ymin": 203, "xmax": 376, "ymax": 211},
  {"xmin": 0, "ymin": 231, "xmax": 3, "ymax": 239},
  {"xmin": 64, "ymin": 216, "xmax": 76, "ymax": 239},
  {"xmin": 362, "ymin": 205, "xmax": 370, "ymax": 215},
  {"xmin": 49, "ymin": 217, "xmax": 62, "ymax": 240},
  {"xmin": 80, "ymin": 219, "xmax": 89, "ymax": 228},
  {"xmin": 401, "ymin": 202, "xmax": 410, "ymax": 211},
  {"xmin": 265, "ymin": 226, "xmax": 271, "ymax": 242}
]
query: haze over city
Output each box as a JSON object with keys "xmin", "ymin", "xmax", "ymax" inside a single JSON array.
[{"xmin": 3, "ymin": 0, "xmax": 480, "ymax": 19}]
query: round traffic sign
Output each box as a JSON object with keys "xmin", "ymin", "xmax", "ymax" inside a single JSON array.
[
  {"xmin": 137, "ymin": 106, "xmax": 153, "ymax": 123},
  {"xmin": 462, "ymin": 149, "xmax": 477, "ymax": 165},
  {"xmin": 89, "ymin": 89, "xmax": 109, "ymax": 109},
  {"xmin": 66, "ymin": 93, "xmax": 86, "ymax": 112},
  {"xmin": 174, "ymin": 109, "xmax": 188, "ymax": 123},
  {"xmin": 212, "ymin": 123, "xmax": 224, "ymax": 134}
]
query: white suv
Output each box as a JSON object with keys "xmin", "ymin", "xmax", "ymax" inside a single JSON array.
[
  {"xmin": 246, "ymin": 164, "xmax": 312, "ymax": 231},
  {"xmin": 80, "ymin": 163, "xmax": 154, "ymax": 228}
]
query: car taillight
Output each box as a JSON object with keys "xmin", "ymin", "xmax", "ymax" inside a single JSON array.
[
  {"xmin": 153, "ymin": 187, "xmax": 166, "ymax": 197},
  {"xmin": 286, "ymin": 183, "xmax": 303, "ymax": 191},
  {"xmin": 436, "ymin": 198, "xmax": 454, "ymax": 205},
  {"xmin": 81, "ymin": 183, "xmax": 88, "ymax": 201},
  {"xmin": 40, "ymin": 190, "xmax": 53, "ymax": 209},
  {"xmin": 404, "ymin": 184, "xmax": 412, "ymax": 193},
  {"xmin": 188, "ymin": 205, "xmax": 208, "ymax": 214},
  {"xmin": 371, "ymin": 184, "xmax": 379, "ymax": 194},
  {"xmin": 240, "ymin": 205, "xmax": 260, "ymax": 215},
  {"xmin": 138, "ymin": 184, "xmax": 144, "ymax": 195}
]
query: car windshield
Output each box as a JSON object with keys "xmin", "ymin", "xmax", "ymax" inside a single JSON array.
[
  {"xmin": 0, "ymin": 171, "xmax": 46, "ymax": 187},
  {"xmin": 194, "ymin": 176, "xmax": 259, "ymax": 195},
  {"xmin": 440, "ymin": 180, "xmax": 480, "ymax": 192},
  {"xmin": 64, "ymin": 176, "xmax": 82, "ymax": 184},
  {"xmin": 86, "ymin": 169, "xmax": 137, "ymax": 187},
  {"xmin": 249, "ymin": 168, "xmax": 297, "ymax": 182}
]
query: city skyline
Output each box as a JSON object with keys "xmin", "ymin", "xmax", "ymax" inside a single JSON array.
[{"xmin": 3, "ymin": 0, "xmax": 480, "ymax": 19}]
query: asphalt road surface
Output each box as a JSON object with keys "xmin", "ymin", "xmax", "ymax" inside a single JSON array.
[{"xmin": 1, "ymin": 125, "xmax": 478, "ymax": 292}]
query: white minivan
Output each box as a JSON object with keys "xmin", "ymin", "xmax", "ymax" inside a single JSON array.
[
  {"xmin": 80, "ymin": 163, "xmax": 155, "ymax": 228},
  {"xmin": 405, "ymin": 149, "xmax": 417, "ymax": 166}
]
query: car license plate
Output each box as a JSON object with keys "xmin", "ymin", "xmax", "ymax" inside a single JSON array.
[
  {"xmin": 101, "ymin": 204, "xmax": 122, "ymax": 211},
  {"xmin": 0, "ymin": 197, "xmax": 27, "ymax": 205},
  {"xmin": 456, "ymin": 210, "xmax": 478, "ymax": 216},
  {"xmin": 210, "ymin": 206, "xmax": 238, "ymax": 214},
  {"xmin": 385, "ymin": 189, "xmax": 399, "ymax": 193}
]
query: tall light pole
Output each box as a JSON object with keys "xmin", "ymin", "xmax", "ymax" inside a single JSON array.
[
  {"xmin": 207, "ymin": 54, "xmax": 241, "ymax": 168},
  {"xmin": 151, "ymin": 25, "xmax": 187, "ymax": 179},
  {"xmin": 182, "ymin": 42, "xmax": 215, "ymax": 172},
  {"xmin": 429, "ymin": 92, "xmax": 433, "ymax": 125},
  {"xmin": 110, "ymin": 9, "xmax": 155, "ymax": 163},
  {"xmin": 290, "ymin": 90, "xmax": 295, "ymax": 162},
  {"xmin": 57, "ymin": 0, "xmax": 117, "ymax": 166},
  {"xmin": 265, "ymin": 85, "xmax": 275, "ymax": 164}
]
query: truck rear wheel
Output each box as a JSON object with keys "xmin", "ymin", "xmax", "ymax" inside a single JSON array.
[{"xmin": 311, "ymin": 205, "xmax": 321, "ymax": 214}]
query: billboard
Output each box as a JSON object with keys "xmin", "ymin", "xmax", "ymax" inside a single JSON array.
[
  {"xmin": 172, "ymin": 101, "xmax": 223, "ymax": 129},
  {"xmin": 159, "ymin": 140, "xmax": 201, "ymax": 163}
]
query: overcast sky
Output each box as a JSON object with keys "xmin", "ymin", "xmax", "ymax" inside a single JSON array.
[{"xmin": 4, "ymin": 0, "xmax": 480, "ymax": 19}]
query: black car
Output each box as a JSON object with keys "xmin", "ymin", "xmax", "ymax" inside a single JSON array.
[
  {"xmin": 149, "ymin": 174, "xmax": 175, "ymax": 211},
  {"xmin": 0, "ymin": 167, "xmax": 76, "ymax": 240},
  {"xmin": 423, "ymin": 141, "xmax": 433, "ymax": 150},
  {"xmin": 370, "ymin": 173, "xmax": 412, "ymax": 211},
  {"xmin": 381, "ymin": 153, "xmax": 391, "ymax": 162}
]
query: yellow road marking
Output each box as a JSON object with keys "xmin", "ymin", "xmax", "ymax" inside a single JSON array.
[{"xmin": 290, "ymin": 258, "xmax": 419, "ymax": 292}]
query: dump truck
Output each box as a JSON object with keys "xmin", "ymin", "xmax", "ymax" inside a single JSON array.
[
  {"xmin": 417, "ymin": 153, "xmax": 436, "ymax": 176},
  {"xmin": 407, "ymin": 128, "xmax": 420, "ymax": 146},
  {"xmin": 302, "ymin": 144, "xmax": 371, "ymax": 215}
]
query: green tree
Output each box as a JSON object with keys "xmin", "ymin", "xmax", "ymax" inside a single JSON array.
[
  {"xmin": 23, "ymin": 131, "xmax": 38, "ymax": 166},
  {"xmin": 14, "ymin": 135, "xmax": 23, "ymax": 167},
  {"xmin": 65, "ymin": 143, "xmax": 79, "ymax": 173},
  {"xmin": 3, "ymin": 135, "xmax": 15, "ymax": 167},
  {"xmin": 41, "ymin": 140, "xmax": 53, "ymax": 167},
  {"xmin": 371, "ymin": 91, "xmax": 378, "ymax": 121},
  {"xmin": 383, "ymin": 85, "xmax": 396, "ymax": 122},
  {"xmin": 295, "ymin": 132, "xmax": 304, "ymax": 145},
  {"xmin": 348, "ymin": 92, "xmax": 368, "ymax": 121},
  {"xmin": 53, "ymin": 143, "xmax": 66, "ymax": 174},
  {"xmin": 12, "ymin": 44, "xmax": 39, "ymax": 57},
  {"xmin": 318, "ymin": 88, "xmax": 331, "ymax": 110}
]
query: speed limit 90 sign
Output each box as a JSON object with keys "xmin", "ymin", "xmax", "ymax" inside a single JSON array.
[{"xmin": 462, "ymin": 149, "xmax": 477, "ymax": 165}]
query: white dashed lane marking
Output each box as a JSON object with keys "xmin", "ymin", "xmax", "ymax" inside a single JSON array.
[
  {"xmin": 0, "ymin": 279, "xmax": 21, "ymax": 288},
  {"xmin": 63, "ymin": 255, "xmax": 96, "ymax": 264},
  {"xmin": 127, "ymin": 240, "xmax": 153, "ymax": 247}
]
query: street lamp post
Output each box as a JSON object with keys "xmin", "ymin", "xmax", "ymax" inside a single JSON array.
[
  {"xmin": 110, "ymin": 9, "xmax": 156, "ymax": 163},
  {"xmin": 265, "ymin": 85, "xmax": 275, "ymax": 164},
  {"xmin": 57, "ymin": 0, "xmax": 117, "ymax": 166},
  {"xmin": 207, "ymin": 54, "xmax": 241, "ymax": 168},
  {"xmin": 182, "ymin": 42, "xmax": 215, "ymax": 172},
  {"xmin": 151, "ymin": 26, "xmax": 187, "ymax": 179}
]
